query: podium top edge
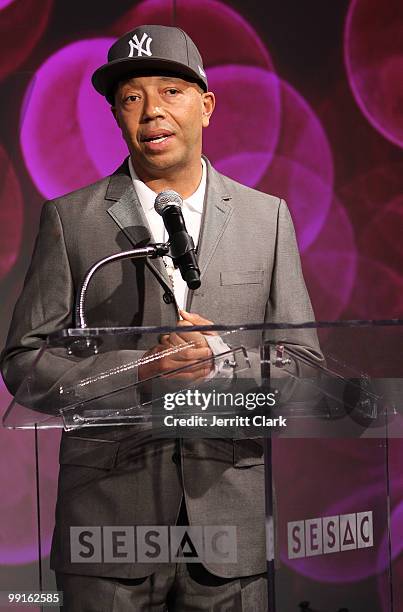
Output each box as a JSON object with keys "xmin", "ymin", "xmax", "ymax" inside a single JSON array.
[{"xmin": 46, "ymin": 319, "xmax": 403, "ymax": 342}]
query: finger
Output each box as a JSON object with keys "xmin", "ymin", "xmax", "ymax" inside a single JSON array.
[
  {"xmin": 175, "ymin": 321, "xmax": 205, "ymax": 343},
  {"xmin": 160, "ymin": 332, "xmax": 201, "ymax": 347},
  {"xmin": 177, "ymin": 328, "xmax": 217, "ymax": 340},
  {"xmin": 175, "ymin": 332, "xmax": 208, "ymax": 346},
  {"xmin": 166, "ymin": 332, "xmax": 187, "ymax": 346},
  {"xmin": 176, "ymin": 319, "xmax": 193, "ymax": 327},
  {"xmin": 180, "ymin": 329, "xmax": 217, "ymax": 339},
  {"xmin": 179, "ymin": 310, "xmax": 213, "ymax": 325},
  {"xmin": 179, "ymin": 310, "xmax": 217, "ymax": 335}
]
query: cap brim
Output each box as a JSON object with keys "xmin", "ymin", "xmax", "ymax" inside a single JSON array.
[{"xmin": 92, "ymin": 56, "xmax": 207, "ymax": 100}]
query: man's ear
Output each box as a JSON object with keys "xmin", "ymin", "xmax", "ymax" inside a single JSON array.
[{"xmin": 201, "ymin": 92, "xmax": 215, "ymax": 128}]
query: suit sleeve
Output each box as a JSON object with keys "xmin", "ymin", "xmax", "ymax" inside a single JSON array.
[
  {"xmin": 0, "ymin": 202, "xmax": 144, "ymax": 418},
  {"xmin": 265, "ymin": 199, "xmax": 324, "ymax": 376},
  {"xmin": 264, "ymin": 199, "xmax": 325, "ymax": 400}
]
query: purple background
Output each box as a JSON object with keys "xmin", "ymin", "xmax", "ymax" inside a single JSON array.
[{"xmin": 0, "ymin": 0, "xmax": 402, "ymax": 609}]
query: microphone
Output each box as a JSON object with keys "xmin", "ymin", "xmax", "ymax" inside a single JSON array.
[{"xmin": 154, "ymin": 190, "xmax": 201, "ymax": 290}]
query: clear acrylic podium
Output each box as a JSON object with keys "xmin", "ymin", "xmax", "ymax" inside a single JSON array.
[{"xmin": 3, "ymin": 320, "xmax": 403, "ymax": 612}]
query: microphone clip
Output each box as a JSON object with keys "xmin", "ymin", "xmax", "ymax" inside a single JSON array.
[
  {"xmin": 148, "ymin": 242, "xmax": 171, "ymax": 258},
  {"xmin": 167, "ymin": 232, "xmax": 197, "ymax": 261}
]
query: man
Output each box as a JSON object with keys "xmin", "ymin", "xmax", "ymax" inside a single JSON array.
[{"xmin": 1, "ymin": 25, "xmax": 322, "ymax": 610}]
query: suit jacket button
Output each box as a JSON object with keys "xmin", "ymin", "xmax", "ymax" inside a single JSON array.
[{"xmin": 163, "ymin": 292, "xmax": 174, "ymax": 304}]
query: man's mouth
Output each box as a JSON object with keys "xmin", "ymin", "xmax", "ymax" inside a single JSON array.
[{"xmin": 141, "ymin": 132, "xmax": 174, "ymax": 143}]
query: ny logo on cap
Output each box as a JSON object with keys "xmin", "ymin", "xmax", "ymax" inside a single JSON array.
[{"xmin": 128, "ymin": 32, "xmax": 153, "ymax": 58}]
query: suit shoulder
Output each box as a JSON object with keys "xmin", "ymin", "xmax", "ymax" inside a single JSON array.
[
  {"xmin": 46, "ymin": 175, "xmax": 111, "ymax": 211},
  {"xmin": 214, "ymin": 169, "xmax": 282, "ymax": 210}
]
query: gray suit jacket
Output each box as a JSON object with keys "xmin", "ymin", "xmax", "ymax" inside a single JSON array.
[{"xmin": 1, "ymin": 156, "xmax": 322, "ymax": 579}]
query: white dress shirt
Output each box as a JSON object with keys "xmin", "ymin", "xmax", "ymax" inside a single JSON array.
[
  {"xmin": 128, "ymin": 157, "xmax": 234, "ymax": 378},
  {"xmin": 128, "ymin": 156, "xmax": 206, "ymax": 311}
]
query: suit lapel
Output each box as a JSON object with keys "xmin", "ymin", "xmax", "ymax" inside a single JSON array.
[
  {"xmin": 187, "ymin": 158, "xmax": 234, "ymax": 310},
  {"xmin": 105, "ymin": 158, "xmax": 233, "ymax": 313},
  {"xmin": 105, "ymin": 160, "xmax": 172, "ymax": 292}
]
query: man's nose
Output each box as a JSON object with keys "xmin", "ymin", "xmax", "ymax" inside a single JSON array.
[{"xmin": 142, "ymin": 92, "xmax": 166, "ymax": 121}]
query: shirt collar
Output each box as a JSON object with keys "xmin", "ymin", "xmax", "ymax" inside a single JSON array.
[{"xmin": 128, "ymin": 157, "xmax": 206, "ymax": 213}]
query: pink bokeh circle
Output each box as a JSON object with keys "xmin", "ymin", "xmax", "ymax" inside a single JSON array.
[
  {"xmin": 257, "ymin": 79, "xmax": 334, "ymax": 252},
  {"xmin": 259, "ymin": 156, "xmax": 333, "ymax": 253},
  {"xmin": 345, "ymin": 0, "xmax": 403, "ymax": 149},
  {"xmin": 77, "ymin": 61, "xmax": 127, "ymax": 178},
  {"xmin": 20, "ymin": 39, "xmax": 115, "ymax": 200},
  {"xmin": 0, "ymin": 0, "xmax": 16, "ymax": 8},
  {"xmin": 275, "ymin": 80, "xmax": 333, "ymax": 185},
  {"xmin": 111, "ymin": 0, "xmax": 273, "ymax": 71},
  {"xmin": 302, "ymin": 198, "xmax": 357, "ymax": 321},
  {"xmin": 205, "ymin": 66, "xmax": 281, "ymax": 186}
]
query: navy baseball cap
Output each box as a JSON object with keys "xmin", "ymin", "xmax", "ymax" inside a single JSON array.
[{"xmin": 92, "ymin": 25, "xmax": 208, "ymax": 103}]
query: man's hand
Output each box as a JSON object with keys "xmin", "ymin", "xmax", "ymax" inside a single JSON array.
[
  {"xmin": 138, "ymin": 310, "xmax": 216, "ymax": 382},
  {"xmin": 160, "ymin": 310, "xmax": 217, "ymax": 348}
]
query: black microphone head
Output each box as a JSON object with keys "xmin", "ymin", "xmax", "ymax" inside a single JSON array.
[
  {"xmin": 154, "ymin": 190, "xmax": 183, "ymax": 216},
  {"xmin": 184, "ymin": 269, "xmax": 201, "ymax": 290}
]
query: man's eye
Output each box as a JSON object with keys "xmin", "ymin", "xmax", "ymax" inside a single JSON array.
[
  {"xmin": 166, "ymin": 88, "xmax": 179, "ymax": 95},
  {"xmin": 124, "ymin": 94, "xmax": 139, "ymax": 103}
]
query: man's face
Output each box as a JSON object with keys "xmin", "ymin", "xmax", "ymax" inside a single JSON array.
[{"xmin": 112, "ymin": 75, "xmax": 215, "ymax": 178}]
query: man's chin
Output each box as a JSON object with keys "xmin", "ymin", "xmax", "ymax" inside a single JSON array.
[{"xmin": 139, "ymin": 153, "xmax": 186, "ymax": 174}]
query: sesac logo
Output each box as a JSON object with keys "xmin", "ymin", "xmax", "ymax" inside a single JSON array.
[
  {"xmin": 288, "ymin": 511, "xmax": 373, "ymax": 559},
  {"xmin": 128, "ymin": 32, "xmax": 153, "ymax": 57},
  {"xmin": 70, "ymin": 525, "xmax": 237, "ymax": 564}
]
